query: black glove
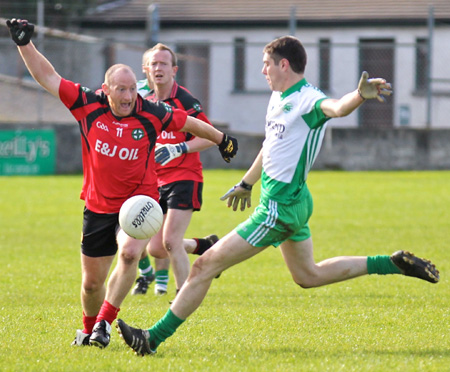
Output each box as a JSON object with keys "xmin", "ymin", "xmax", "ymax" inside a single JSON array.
[
  {"xmin": 218, "ymin": 133, "xmax": 238, "ymax": 163},
  {"xmin": 6, "ymin": 18, "xmax": 35, "ymax": 46}
]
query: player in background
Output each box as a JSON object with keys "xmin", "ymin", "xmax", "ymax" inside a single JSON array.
[
  {"xmin": 117, "ymin": 35, "xmax": 439, "ymax": 356},
  {"xmin": 130, "ymin": 44, "xmax": 219, "ymax": 297},
  {"xmin": 5, "ymin": 18, "xmax": 237, "ymax": 349}
]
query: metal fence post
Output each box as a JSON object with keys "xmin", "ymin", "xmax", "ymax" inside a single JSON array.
[
  {"xmin": 426, "ymin": 5, "xmax": 434, "ymax": 128},
  {"xmin": 146, "ymin": 3, "xmax": 160, "ymax": 48},
  {"xmin": 37, "ymin": 0, "xmax": 44, "ymax": 125}
]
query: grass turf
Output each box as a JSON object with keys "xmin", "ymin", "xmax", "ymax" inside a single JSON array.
[{"xmin": 0, "ymin": 170, "xmax": 448, "ymax": 371}]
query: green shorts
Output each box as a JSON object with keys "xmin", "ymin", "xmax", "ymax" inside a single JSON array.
[{"xmin": 235, "ymin": 186, "xmax": 313, "ymax": 248}]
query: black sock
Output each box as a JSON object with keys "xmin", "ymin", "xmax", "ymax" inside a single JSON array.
[{"xmin": 192, "ymin": 238, "xmax": 211, "ymax": 255}]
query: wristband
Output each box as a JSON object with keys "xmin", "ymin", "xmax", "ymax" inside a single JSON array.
[
  {"xmin": 239, "ymin": 180, "xmax": 253, "ymax": 191},
  {"xmin": 358, "ymin": 89, "xmax": 366, "ymax": 100},
  {"xmin": 179, "ymin": 141, "xmax": 189, "ymax": 154}
]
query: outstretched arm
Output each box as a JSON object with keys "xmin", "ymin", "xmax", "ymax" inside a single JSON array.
[
  {"xmin": 7, "ymin": 19, "xmax": 61, "ymax": 98},
  {"xmin": 154, "ymin": 136, "xmax": 216, "ymax": 166},
  {"xmin": 184, "ymin": 137, "xmax": 215, "ymax": 153},
  {"xmin": 182, "ymin": 116, "xmax": 238, "ymax": 163},
  {"xmin": 321, "ymin": 71, "xmax": 392, "ymax": 118},
  {"xmin": 182, "ymin": 116, "xmax": 224, "ymax": 145}
]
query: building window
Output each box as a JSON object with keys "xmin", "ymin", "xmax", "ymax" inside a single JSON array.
[
  {"xmin": 234, "ymin": 38, "xmax": 246, "ymax": 91},
  {"xmin": 415, "ymin": 38, "xmax": 428, "ymax": 92},
  {"xmin": 319, "ymin": 39, "xmax": 330, "ymax": 92},
  {"xmin": 176, "ymin": 43, "xmax": 210, "ymax": 113},
  {"xmin": 359, "ymin": 38, "xmax": 394, "ymax": 128}
]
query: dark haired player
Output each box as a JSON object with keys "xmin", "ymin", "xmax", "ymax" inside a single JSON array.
[{"xmin": 116, "ymin": 35, "xmax": 439, "ymax": 356}]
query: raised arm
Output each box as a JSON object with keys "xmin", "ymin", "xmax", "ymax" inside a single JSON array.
[
  {"xmin": 7, "ymin": 19, "xmax": 61, "ymax": 98},
  {"xmin": 321, "ymin": 71, "xmax": 392, "ymax": 118}
]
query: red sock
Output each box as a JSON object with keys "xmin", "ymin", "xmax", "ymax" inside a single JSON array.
[
  {"xmin": 82, "ymin": 312, "xmax": 97, "ymax": 334},
  {"xmin": 192, "ymin": 238, "xmax": 200, "ymax": 254},
  {"xmin": 96, "ymin": 300, "xmax": 120, "ymax": 325},
  {"xmin": 192, "ymin": 238, "xmax": 211, "ymax": 255}
]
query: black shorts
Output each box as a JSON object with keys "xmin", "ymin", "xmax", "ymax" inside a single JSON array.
[
  {"xmin": 158, "ymin": 180, "xmax": 203, "ymax": 214},
  {"xmin": 81, "ymin": 208, "xmax": 119, "ymax": 257}
]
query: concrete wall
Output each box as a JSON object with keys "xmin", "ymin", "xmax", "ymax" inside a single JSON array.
[
  {"xmin": 315, "ymin": 128, "xmax": 450, "ymax": 171},
  {"xmin": 2, "ymin": 123, "xmax": 450, "ymax": 174},
  {"xmin": 202, "ymin": 127, "xmax": 450, "ymax": 171}
]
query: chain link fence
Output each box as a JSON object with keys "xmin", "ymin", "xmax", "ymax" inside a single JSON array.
[
  {"xmin": 1, "ymin": 29, "xmax": 450, "ymax": 129},
  {"xmin": 0, "ymin": 24, "xmax": 146, "ymax": 123}
]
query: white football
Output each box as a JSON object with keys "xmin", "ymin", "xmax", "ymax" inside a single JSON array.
[{"xmin": 119, "ymin": 195, "xmax": 163, "ymax": 239}]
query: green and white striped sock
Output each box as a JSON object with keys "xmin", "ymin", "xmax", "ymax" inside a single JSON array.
[
  {"xmin": 139, "ymin": 256, "xmax": 155, "ymax": 277},
  {"xmin": 154, "ymin": 269, "xmax": 169, "ymax": 294}
]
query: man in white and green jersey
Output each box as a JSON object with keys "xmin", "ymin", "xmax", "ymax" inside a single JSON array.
[
  {"xmin": 238, "ymin": 78, "xmax": 330, "ymax": 247},
  {"xmin": 117, "ymin": 36, "xmax": 439, "ymax": 356}
]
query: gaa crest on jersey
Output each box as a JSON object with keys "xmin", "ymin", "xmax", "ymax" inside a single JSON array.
[
  {"xmin": 193, "ymin": 103, "xmax": 202, "ymax": 112},
  {"xmin": 162, "ymin": 102, "xmax": 173, "ymax": 113},
  {"xmin": 132, "ymin": 129, "xmax": 144, "ymax": 140},
  {"xmin": 283, "ymin": 103, "xmax": 293, "ymax": 113}
]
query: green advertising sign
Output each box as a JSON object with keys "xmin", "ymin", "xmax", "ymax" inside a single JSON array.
[{"xmin": 0, "ymin": 130, "xmax": 56, "ymax": 175}]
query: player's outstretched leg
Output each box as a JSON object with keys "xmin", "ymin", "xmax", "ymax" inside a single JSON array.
[
  {"xmin": 194, "ymin": 234, "xmax": 221, "ymax": 278},
  {"xmin": 391, "ymin": 250, "xmax": 439, "ymax": 283},
  {"xmin": 116, "ymin": 319, "xmax": 155, "ymax": 356},
  {"xmin": 117, "ymin": 309, "xmax": 184, "ymax": 355}
]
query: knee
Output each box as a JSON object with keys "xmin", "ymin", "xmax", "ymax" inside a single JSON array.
[
  {"xmin": 163, "ymin": 237, "xmax": 180, "ymax": 253},
  {"xmin": 119, "ymin": 246, "xmax": 141, "ymax": 265},
  {"xmin": 82, "ymin": 277, "xmax": 103, "ymax": 294},
  {"xmin": 162, "ymin": 239, "xmax": 172, "ymax": 253},
  {"xmin": 188, "ymin": 253, "xmax": 221, "ymax": 282},
  {"xmin": 294, "ymin": 279, "xmax": 313, "ymax": 289},
  {"xmin": 292, "ymin": 273, "xmax": 318, "ymax": 289},
  {"xmin": 189, "ymin": 256, "xmax": 208, "ymax": 279},
  {"xmin": 149, "ymin": 244, "xmax": 167, "ymax": 259}
]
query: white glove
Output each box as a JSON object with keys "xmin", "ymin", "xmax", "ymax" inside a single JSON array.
[
  {"xmin": 220, "ymin": 180, "xmax": 252, "ymax": 211},
  {"xmin": 155, "ymin": 142, "xmax": 189, "ymax": 166},
  {"xmin": 358, "ymin": 71, "xmax": 392, "ymax": 102}
]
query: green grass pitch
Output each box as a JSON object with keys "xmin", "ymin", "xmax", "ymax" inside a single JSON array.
[{"xmin": 0, "ymin": 170, "xmax": 449, "ymax": 371}]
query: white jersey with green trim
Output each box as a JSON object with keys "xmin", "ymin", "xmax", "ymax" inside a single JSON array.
[
  {"xmin": 261, "ymin": 78, "xmax": 330, "ymax": 204},
  {"xmin": 137, "ymin": 79, "xmax": 151, "ymax": 98}
]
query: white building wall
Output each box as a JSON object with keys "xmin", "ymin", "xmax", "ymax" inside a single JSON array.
[{"xmin": 83, "ymin": 23, "xmax": 450, "ymax": 134}]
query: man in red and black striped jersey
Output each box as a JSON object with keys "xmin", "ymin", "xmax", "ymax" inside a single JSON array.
[
  {"xmin": 7, "ymin": 19, "xmax": 237, "ymax": 349},
  {"xmin": 131, "ymin": 43, "xmax": 219, "ymax": 298}
]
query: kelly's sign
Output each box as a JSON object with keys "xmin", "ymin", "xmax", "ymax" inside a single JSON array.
[{"xmin": 0, "ymin": 130, "xmax": 56, "ymax": 175}]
